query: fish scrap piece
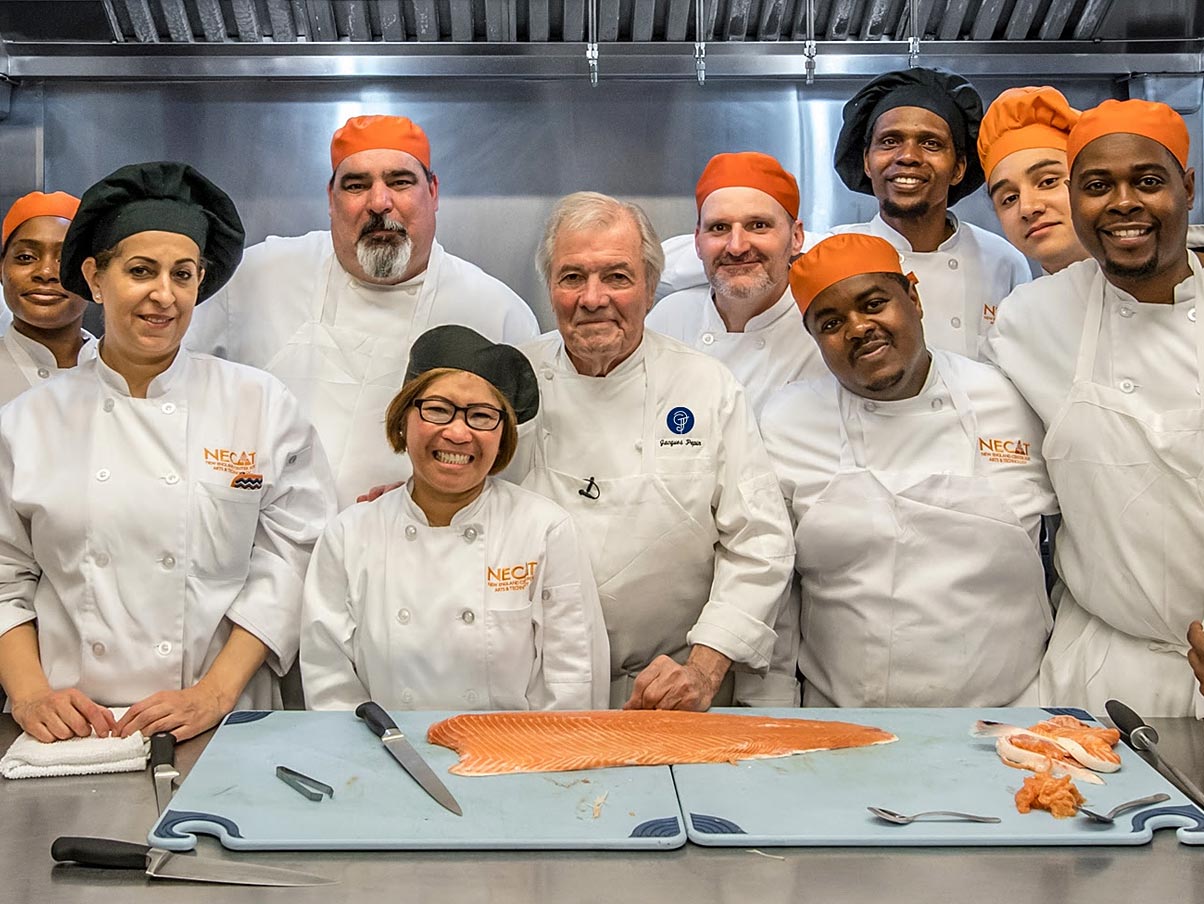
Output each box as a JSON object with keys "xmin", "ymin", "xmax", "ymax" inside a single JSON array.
[
  {"xmin": 1015, "ymin": 772, "xmax": 1085, "ymax": 818},
  {"xmin": 1026, "ymin": 715, "xmax": 1121, "ymax": 773},
  {"xmin": 427, "ymin": 710, "xmax": 897, "ymax": 776},
  {"xmin": 972, "ymin": 717, "xmax": 1120, "ymax": 784}
]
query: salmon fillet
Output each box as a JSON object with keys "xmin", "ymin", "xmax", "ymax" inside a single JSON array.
[{"xmin": 426, "ymin": 710, "xmax": 897, "ymax": 776}]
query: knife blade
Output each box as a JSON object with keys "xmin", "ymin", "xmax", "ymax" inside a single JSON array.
[
  {"xmin": 51, "ymin": 836, "xmax": 335, "ymax": 887},
  {"xmin": 355, "ymin": 701, "xmax": 463, "ymax": 816},
  {"xmin": 149, "ymin": 732, "xmax": 179, "ymax": 816},
  {"xmin": 1105, "ymin": 698, "xmax": 1204, "ymax": 809}
]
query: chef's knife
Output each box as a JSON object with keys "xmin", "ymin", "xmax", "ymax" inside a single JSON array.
[
  {"xmin": 1105, "ymin": 698, "xmax": 1204, "ymax": 809},
  {"xmin": 355, "ymin": 701, "xmax": 463, "ymax": 816},
  {"xmin": 149, "ymin": 732, "xmax": 179, "ymax": 816},
  {"xmin": 51, "ymin": 837, "xmax": 334, "ymax": 887}
]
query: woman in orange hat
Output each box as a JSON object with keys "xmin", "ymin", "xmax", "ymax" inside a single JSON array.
[{"xmin": 0, "ymin": 191, "xmax": 94, "ymax": 405}]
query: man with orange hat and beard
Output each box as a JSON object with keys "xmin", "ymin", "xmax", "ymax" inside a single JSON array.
[
  {"xmin": 986, "ymin": 99, "xmax": 1204, "ymax": 717},
  {"xmin": 648, "ymin": 152, "xmax": 826, "ymax": 416},
  {"xmin": 759, "ymin": 233, "xmax": 1055, "ymax": 707},
  {"xmin": 188, "ymin": 115, "xmax": 538, "ymax": 508}
]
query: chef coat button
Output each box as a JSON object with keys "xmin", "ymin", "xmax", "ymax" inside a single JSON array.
[
  {"xmin": 156, "ymin": 641, "xmax": 172, "ymax": 656},
  {"xmin": 165, "ymin": 473, "xmax": 180, "ymax": 485},
  {"xmin": 1190, "ymin": 307, "xmax": 1198, "ymax": 323},
  {"xmin": 286, "ymin": 454, "xmax": 297, "ymax": 465},
  {"xmin": 634, "ymin": 440, "xmax": 643, "ymax": 451},
  {"xmin": 541, "ymin": 367, "xmax": 553, "ymax": 381},
  {"xmin": 36, "ymin": 367, "xmax": 50, "ymax": 379},
  {"xmin": 463, "ymin": 526, "xmax": 478, "ymax": 542},
  {"xmin": 701, "ymin": 333, "xmax": 715, "ymax": 346},
  {"xmin": 94, "ymin": 552, "xmax": 109, "ymax": 567},
  {"xmin": 1119, "ymin": 305, "xmax": 1135, "ymax": 318},
  {"xmin": 397, "ymin": 608, "xmax": 411, "ymax": 624},
  {"xmin": 96, "ymin": 468, "xmax": 110, "ymax": 482},
  {"xmin": 864, "ymin": 401, "xmax": 877, "ymax": 412},
  {"xmin": 950, "ymin": 317, "xmax": 961, "ymax": 328},
  {"xmin": 465, "ymin": 690, "xmax": 478, "ymax": 704},
  {"xmin": 461, "ymin": 609, "xmax": 476, "ymax": 624},
  {"xmin": 402, "ymin": 690, "xmax": 414, "ymax": 703},
  {"xmin": 931, "ymin": 399, "xmax": 942, "ymax": 410},
  {"xmin": 542, "ymin": 589, "xmax": 551, "ymax": 601},
  {"xmin": 161, "ymin": 402, "xmax": 176, "ymax": 414},
  {"xmin": 404, "ymin": 525, "xmax": 417, "ymax": 540},
  {"xmin": 161, "ymin": 554, "xmax": 176, "ymax": 569},
  {"xmin": 1119, "ymin": 379, "xmax": 1136, "ymax": 393},
  {"xmin": 948, "ymin": 259, "xmax": 959, "ymax": 270},
  {"xmin": 91, "ymin": 642, "xmax": 105, "ymax": 657},
  {"xmin": 754, "ymin": 338, "xmax": 766, "ymax": 350},
  {"xmin": 102, "ymin": 399, "xmax": 115, "ymax": 413}
]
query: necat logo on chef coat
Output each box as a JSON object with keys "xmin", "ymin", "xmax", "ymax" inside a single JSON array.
[
  {"xmin": 488, "ymin": 561, "xmax": 538, "ymax": 593},
  {"xmin": 983, "ymin": 303, "xmax": 997, "ymax": 325},
  {"xmin": 204, "ymin": 448, "xmax": 257, "ymax": 477},
  {"xmin": 978, "ymin": 437, "xmax": 1030, "ymax": 464}
]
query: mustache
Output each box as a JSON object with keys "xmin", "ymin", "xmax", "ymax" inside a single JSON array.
[
  {"xmin": 715, "ymin": 252, "xmax": 767, "ymax": 266},
  {"xmin": 359, "ymin": 212, "xmax": 408, "ymax": 240}
]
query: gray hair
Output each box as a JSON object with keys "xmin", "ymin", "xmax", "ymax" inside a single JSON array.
[{"xmin": 536, "ymin": 191, "xmax": 664, "ymax": 291}]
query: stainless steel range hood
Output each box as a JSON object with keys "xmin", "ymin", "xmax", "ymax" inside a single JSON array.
[{"xmin": 0, "ymin": 1, "xmax": 1200, "ymax": 79}]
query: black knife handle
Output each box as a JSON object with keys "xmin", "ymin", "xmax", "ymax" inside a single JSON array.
[
  {"xmin": 355, "ymin": 701, "xmax": 398, "ymax": 738},
  {"xmin": 149, "ymin": 731, "xmax": 176, "ymax": 769},
  {"xmin": 51, "ymin": 837, "xmax": 150, "ymax": 870},
  {"xmin": 1105, "ymin": 699, "xmax": 1157, "ymax": 746}
]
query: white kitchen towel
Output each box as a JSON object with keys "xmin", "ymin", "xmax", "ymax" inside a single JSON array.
[{"xmin": 0, "ymin": 709, "xmax": 149, "ymax": 779}]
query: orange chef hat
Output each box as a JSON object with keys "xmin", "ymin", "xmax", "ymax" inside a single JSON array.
[
  {"xmin": 695, "ymin": 152, "xmax": 800, "ymax": 220},
  {"xmin": 977, "ymin": 86, "xmax": 1080, "ymax": 180},
  {"xmin": 1067, "ymin": 99, "xmax": 1190, "ymax": 171},
  {"xmin": 330, "ymin": 115, "xmax": 431, "ymax": 173},
  {"xmin": 789, "ymin": 233, "xmax": 913, "ymax": 315},
  {"xmin": 2, "ymin": 190, "xmax": 81, "ymax": 248}
]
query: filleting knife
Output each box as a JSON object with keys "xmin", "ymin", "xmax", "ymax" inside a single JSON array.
[
  {"xmin": 149, "ymin": 732, "xmax": 179, "ymax": 816},
  {"xmin": 1105, "ymin": 698, "xmax": 1204, "ymax": 809},
  {"xmin": 355, "ymin": 701, "xmax": 463, "ymax": 816},
  {"xmin": 51, "ymin": 836, "xmax": 335, "ymax": 887}
]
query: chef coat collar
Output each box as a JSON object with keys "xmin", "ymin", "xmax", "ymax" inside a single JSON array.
[
  {"xmin": 846, "ymin": 350, "xmax": 944, "ymax": 417},
  {"xmin": 94, "ymin": 343, "xmax": 190, "ymax": 398},
  {"xmin": 400, "ymin": 475, "xmax": 493, "ymax": 527},
  {"xmin": 1101, "ymin": 251, "xmax": 1201, "ymax": 309},
  {"xmin": 2, "ymin": 322, "xmax": 96, "ymax": 371},
  {"xmin": 705, "ymin": 285, "xmax": 798, "ymax": 334},
  {"xmin": 553, "ymin": 333, "xmax": 648, "ymax": 381},
  {"xmin": 869, "ymin": 212, "xmax": 963, "ymax": 255}
]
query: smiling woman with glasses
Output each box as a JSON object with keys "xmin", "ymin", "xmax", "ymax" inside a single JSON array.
[{"xmin": 300, "ymin": 324, "xmax": 610, "ymax": 712}]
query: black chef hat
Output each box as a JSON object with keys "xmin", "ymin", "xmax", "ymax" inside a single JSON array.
[
  {"xmin": 405, "ymin": 324, "xmax": 539, "ymax": 424},
  {"xmin": 61, "ymin": 161, "xmax": 245, "ymax": 302},
  {"xmin": 834, "ymin": 67, "xmax": 986, "ymax": 206}
]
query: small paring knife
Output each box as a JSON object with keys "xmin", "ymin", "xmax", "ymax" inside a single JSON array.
[
  {"xmin": 355, "ymin": 701, "xmax": 463, "ymax": 816},
  {"xmin": 149, "ymin": 732, "xmax": 179, "ymax": 816},
  {"xmin": 51, "ymin": 836, "xmax": 335, "ymax": 887}
]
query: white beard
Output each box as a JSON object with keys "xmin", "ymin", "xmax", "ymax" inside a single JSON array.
[{"xmin": 356, "ymin": 234, "xmax": 413, "ymax": 282}]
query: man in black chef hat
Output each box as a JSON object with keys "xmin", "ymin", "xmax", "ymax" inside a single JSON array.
[{"xmin": 829, "ymin": 67, "xmax": 1032, "ymax": 363}]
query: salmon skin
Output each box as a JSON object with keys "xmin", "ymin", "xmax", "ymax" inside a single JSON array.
[{"xmin": 426, "ymin": 710, "xmax": 897, "ymax": 776}]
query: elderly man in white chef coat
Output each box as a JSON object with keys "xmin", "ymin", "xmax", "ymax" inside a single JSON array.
[
  {"xmin": 985, "ymin": 99, "xmax": 1204, "ymax": 718},
  {"xmin": 760, "ymin": 233, "xmax": 1056, "ymax": 707},
  {"xmin": 830, "ymin": 67, "xmax": 1031, "ymax": 360},
  {"xmin": 187, "ymin": 114, "xmax": 539, "ymax": 508},
  {"xmin": 509, "ymin": 191, "xmax": 795, "ymax": 710},
  {"xmin": 647, "ymin": 152, "xmax": 826, "ymax": 417}
]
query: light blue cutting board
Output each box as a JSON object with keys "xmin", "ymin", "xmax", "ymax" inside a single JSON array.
[
  {"xmin": 674, "ymin": 707, "xmax": 1204, "ymax": 847},
  {"xmin": 149, "ymin": 710, "xmax": 685, "ymax": 851}
]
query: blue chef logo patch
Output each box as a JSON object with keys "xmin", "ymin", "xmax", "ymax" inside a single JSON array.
[{"xmin": 666, "ymin": 407, "xmax": 695, "ymax": 435}]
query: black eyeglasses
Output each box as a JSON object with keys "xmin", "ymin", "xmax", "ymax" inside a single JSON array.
[{"xmin": 413, "ymin": 397, "xmax": 504, "ymax": 431}]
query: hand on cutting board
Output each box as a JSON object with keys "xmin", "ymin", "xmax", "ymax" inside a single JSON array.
[
  {"xmin": 623, "ymin": 647, "xmax": 732, "ymax": 711},
  {"xmin": 12, "ymin": 687, "xmax": 118, "ymax": 743},
  {"xmin": 357, "ymin": 481, "xmax": 403, "ymax": 504},
  {"xmin": 116, "ymin": 684, "xmax": 225, "ymax": 741},
  {"xmin": 1188, "ymin": 621, "xmax": 1204, "ymax": 695}
]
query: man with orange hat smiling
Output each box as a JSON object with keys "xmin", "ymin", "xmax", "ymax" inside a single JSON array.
[
  {"xmin": 647, "ymin": 152, "xmax": 826, "ymax": 416},
  {"xmin": 188, "ymin": 114, "xmax": 538, "ymax": 508},
  {"xmin": 759, "ymin": 232, "xmax": 1055, "ymax": 707},
  {"xmin": 986, "ymin": 99, "xmax": 1204, "ymax": 717},
  {"xmin": 979, "ymin": 86, "xmax": 1089, "ymax": 277}
]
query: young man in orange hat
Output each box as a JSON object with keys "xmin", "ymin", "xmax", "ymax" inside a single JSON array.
[
  {"xmin": 648, "ymin": 152, "xmax": 826, "ymax": 416},
  {"xmin": 986, "ymin": 99, "xmax": 1204, "ymax": 717},
  {"xmin": 759, "ymin": 232, "xmax": 1056, "ymax": 707},
  {"xmin": 187, "ymin": 115, "xmax": 538, "ymax": 509}
]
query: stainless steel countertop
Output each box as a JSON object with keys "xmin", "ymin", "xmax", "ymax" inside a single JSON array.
[{"xmin": 3, "ymin": 713, "xmax": 1204, "ymax": 903}]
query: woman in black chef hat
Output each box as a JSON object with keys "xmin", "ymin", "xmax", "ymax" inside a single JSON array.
[{"xmin": 0, "ymin": 162, "xmax": 336, "ymax": 743}]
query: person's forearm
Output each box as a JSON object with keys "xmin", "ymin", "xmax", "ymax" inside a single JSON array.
[
  {"xmin": 687, "ymin": 644, "xmax": 732, "ymax": 695},
  {"xmin": 0, "ymin": 623, "xmax": 51, "ymax": 702},
  {"xmin": 195, "ymin": 624, "xmax": 269, "ymax": 713}
]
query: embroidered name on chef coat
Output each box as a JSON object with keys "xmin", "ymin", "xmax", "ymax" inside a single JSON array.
[
  {"xmin": 978, "ymin": 437, "xmax": 1031, "ymax": 464},
  {"xmin": 230, "ymin": 472, "xmax": 264, "ymax": 490},
  {"xmin": 204, "ymin": 448, "xmax": 258, "ymax": 477},
  {"xmin": 488, "ymin": 561, "xmax": 539, "ymax": 593}
]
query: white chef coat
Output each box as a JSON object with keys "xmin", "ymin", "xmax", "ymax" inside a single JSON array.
[
  {"xmin": 0, "ymin": 322, "xmax": 97, "ymax": 406},
  {"xmin": 830, "ymin": 213, "xmax": 1031, "ymax": 360},
  {"xmin": 647, "ymin": 286, "xmax": 827, "ymax": 418},
  {"xmin": 509, "ymin": 330, "xmax": 795, "ymax": 706},
  {"xmin": 301, "ymin": 477, "xmax": 609, "ymax": 711},
  {"xmin": 761, "ymin": 349, "xmax": 1057, "ymax": 707},
  {"xmin": 985, "ymin": 242, "xmax": 1204, "ymax": 717},
  {"xmin": 655, "ymin": 233, "xmax": 707, "ymax": 299},
  {"xmin": 185, "ymin": 231, "xmax": 539, "ymax": 508},
  {"xmin": 0, "ymin": 349, "xmax": 336, "ymax": 710}
]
